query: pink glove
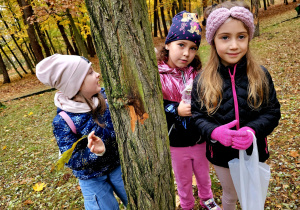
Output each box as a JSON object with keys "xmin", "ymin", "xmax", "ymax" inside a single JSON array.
[
  {"xmin": 211, "ymin": 120, "xmax": 238, "ymax": 147},
  {"xmin": 232, "ymin": 127, "xmax": 255, "ymax": 150}
]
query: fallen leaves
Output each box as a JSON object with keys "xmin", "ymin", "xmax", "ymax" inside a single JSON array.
[
  {"xmin": 290, "ymin": 150, "xmax": 299, "ymax": 158},
  {"xmin": 33, "ymin": 182, "xmax": 47, "ymax": 192}
]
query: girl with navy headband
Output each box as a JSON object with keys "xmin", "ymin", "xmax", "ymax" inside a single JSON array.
[
  {"xmin": 156, "ymin": 11, "xmax": 221, "ymax": 210},
  {"xmin": 191, "ymin": 1, "xmax": 281, "ymax": 209}
]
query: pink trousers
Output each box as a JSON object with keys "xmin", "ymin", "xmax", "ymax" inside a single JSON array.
[{"xmin": 170, "ymin": 143, "xmax": 213, "ymax": 209}]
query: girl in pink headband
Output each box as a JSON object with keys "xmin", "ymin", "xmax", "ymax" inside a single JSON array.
[{"xmin": 191, "ymin": 1, "xmax": 281, "ymax": 209}]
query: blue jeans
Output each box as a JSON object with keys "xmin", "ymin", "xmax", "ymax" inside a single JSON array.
[{"xmin": 79, "ymin": 166, "xmax": 128, "ymax": 210}]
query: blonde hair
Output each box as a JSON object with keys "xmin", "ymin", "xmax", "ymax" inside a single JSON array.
[{"xmin": 197, "ymin": 1, "xmax": 269, "ymax": 115}]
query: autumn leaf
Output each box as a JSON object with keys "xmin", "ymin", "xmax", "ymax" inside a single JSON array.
[
  {"xmin": 33, "ymin": 182, "xmax": 47, "ymax": 192},
  {"xmin": 28, "ymin": 112, "xmax": 33, "ymax": 116},
  {"xmin": 23, "ymin": 200, "xmax": 33, "ymax": 205},
  {"xmin": 290, "ymin": 150, "xmax": 299, "ymax": 158},
  {"xmin": 2, "ymin": 145, "xmax": 6, "ymax": 150},
  {"xmin": 51, "ymin": 135, "xmax": 87, "ymax": 172}
]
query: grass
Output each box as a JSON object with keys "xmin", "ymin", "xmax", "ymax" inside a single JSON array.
[{"xmin": 1, "ymin": 2, "xmax": 300, "ymax": 209}]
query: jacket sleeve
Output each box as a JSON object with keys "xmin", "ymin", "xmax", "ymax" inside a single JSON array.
[
  {"xmin": 191, "ymin": 74, "xmax": 219, "ymax": 140},
  {"xmin": 245, "ymin": 67, "xmax": 281, "ymax": 138},
  {"xmin": 52, "ymin": 114, "xmax": 109, "ymax": 171}
]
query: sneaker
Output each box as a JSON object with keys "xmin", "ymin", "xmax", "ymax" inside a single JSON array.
[{"xmin": 200, "ymin": 198, "xmax": 222, "ymax": 210}]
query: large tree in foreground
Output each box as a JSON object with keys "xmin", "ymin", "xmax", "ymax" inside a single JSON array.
[{"xmin": 85, "ymin": 0, "xmax": 175, "ymax": 209}]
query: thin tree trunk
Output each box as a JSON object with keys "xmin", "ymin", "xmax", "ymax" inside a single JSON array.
[
  {"xmin": 251, "ymin": 0, "xmax": 260, "ymax": 37},
  {"xmin": 159, "ymin": 0, "xmax": 168, "ymax": 37},
  {"xmin": 56, "ymin": 21, "xmax": 76, "ymax": 55},
  {"xmin": 86, "ymin": 34, "xmax": 96, "ymax": 57},
  {"xmin": 0, "ymin": 44, "xmax": 22, "ymax": 78},
  {"xmin": 17, "ymin": 0, "xmax": 44, "ymax": 62},
  {"xmin": 172, "ymin": 1, "xmax": 177, "ymax": 17},
  {"xmin": 85, "ymin": 0, "xmax": 176, "ymax": 209},
  {"xmin": 66, "ymin": 9, "xmax": 89, "ymax": 58},
  {"xmin": 157, "ymin": 13, "xmax": 164, "ymax": 38},
  {"xmin": 154, "ymin": 0, "xmax": 158, "ymax": 37},
  {"xmin": 0, "ymin": 11, "xmax": 34, "ymax": 73},
  {"xmin": 263, "ymin": 0, "xmax": 267, "ymax": 10},
  {"xmin": 45, "ymin": 30, "xmax": 57, "ymax": 54},
  {"xmin": 34, "ymin": 22, "xmax": 51, "ymax": 57},
  {"xmin": 178, "ymin": 0, "xmax": 184, "ymax": 11},
  {"xmin": 1, "ymin": 36, "xmax": 27, "ymax": 74},
  {"xmin": 69, "ymin": 24, "xmax": 80, "ymax": 55},
  {"xmin": 0, "ymin": 53, "xmax": 10, "ymax": 84}
]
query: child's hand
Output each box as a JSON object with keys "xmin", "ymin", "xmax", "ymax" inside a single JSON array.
[
  {"xmin": 232, "ymin": 127, "xmax": 255, "ymax": 150},
  {"xmin": 178, "ymin": 101, "xmax": 192, "ymax": 117},
  {"xmin": 211, "ymin": 120, "xmax": 238, "ymax": 146},
  {"xmin": 87, "ymin": 131, "xmax": 106, "ymax": 156}
]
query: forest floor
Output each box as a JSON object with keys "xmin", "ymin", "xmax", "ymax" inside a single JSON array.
[{"xmin": 0, "ymin": 1, "xmax": 299, "ymax": 209}]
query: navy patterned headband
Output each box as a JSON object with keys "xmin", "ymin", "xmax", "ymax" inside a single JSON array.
[{"xmin": 165, "ymin": 10, "xmax": 202, "ymax": 47}]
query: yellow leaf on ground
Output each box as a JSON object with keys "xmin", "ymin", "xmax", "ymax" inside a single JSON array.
[
  {"xmin": 2, "ymin": 146, "xmax": 6, "ymax": 150},
  {"xmin": 28, "ymin": 112, "xmax": 33, "ymax": 116},
  {"xmin": 33, "ymin": 182, "xmax": 47, "ymax": 192}
]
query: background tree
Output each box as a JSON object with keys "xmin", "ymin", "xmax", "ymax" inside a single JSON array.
[
  {"xmin": 251, "ymin": 0, "xmax": 260, "ymax": 36},
  {"xmin": 85, "ymin": 0, "xmax": 176, "ymax": 209},
  {"xmin": 0, "ymin": 52, "xmax": 10, "ymax": 84}
]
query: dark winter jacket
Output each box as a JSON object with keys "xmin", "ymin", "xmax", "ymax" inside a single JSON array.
[
  {"xmin": 191, "ymin": 58, "xmax": 281, "ymax": 167},
  {"xmin": 53, "ymin": 103, "xmax": 120, "ymax": 180},
  {"xmin": 164, "ymin": 99, "xmax": 204, "ymax": 147}
]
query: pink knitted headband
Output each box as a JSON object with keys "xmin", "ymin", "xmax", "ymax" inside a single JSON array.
[{"xmin": 206, "ymin": 6, "xmax": 255, "ymax": 45}]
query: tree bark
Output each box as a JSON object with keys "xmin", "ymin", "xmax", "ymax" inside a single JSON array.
[
  {"xmin": 159, "ymin": 0, "xmax": 168, "ymax": 37},
  {"xmin": 0, "ymin": 52, "xmax": 10, "ymax": 84},
  {"xmin": 1, "ymin": 36, "xmax": 27, "ymax": 74},
  {"xmin": 85, "ymin": 0, "xmax": 175, "ymax": 209},
  {"xmin": 251, "ymin": 0, "xmax": 260, "ymax": 37},
  {"xmin": 154, "ymin": 0, "xmax": 158, "ymax": 37},
  {"xmin": 66, "ymin": 9, "xmax": 89, "ymax": 58},
  {"xmin": 178, "ymin": 0, "xmax": 183, "ymax": 11},
  {"xmin": 45, "ymin": 30, "xmax": 57, "ymax": 54},
  {"xmin": 17, "ymin": 0, "xmax": 44, "ymax": 62},
  {"xmin": 86, "ymin": 34, "xmax": 96, "ymax": 57},
  {"xmin": 57, "ymin": 21, "xmax": 76, "ymax": 55},
  {"xmin": 0, "ymin": 44, "xmax": 22, "ymax": 78},
  {"xmin": 34, "ymin": 22, "xmax": 51, "ymax": 57}
]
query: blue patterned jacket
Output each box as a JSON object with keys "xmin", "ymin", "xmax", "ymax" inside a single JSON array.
[{"xmin": 52, "ymin": 103, "xmax": 120, "ymax": 180}]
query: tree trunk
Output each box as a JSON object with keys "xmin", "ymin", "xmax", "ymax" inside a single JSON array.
[
  {"xmin": 178, "ymin": 0, "xmax": 184, "ymax": 11},
  {"xmin": 1, "ymin": 36, "xmax": 27, "ymax": 74},
  {"xmin": 34, "ymin": 22, "xmax": 51, "ymax": 57},
  {"xmin": 69, "ymin": 25, "xmax": 80, "ymax": 54},
  {"xmin": 172, "ymin": 1, "xmax": 177, "ymax": 17},
  {"xmin": 17, "ymin": 0, "xmax": 44, "ymax": 62},
  {"xmin": 159, "ymin": 0, "xmax": 168, "ymax": 37},
  {"xmin": 0, "ymin": 52, "xmax": 10, "ymax": 84},
  {"xmin": 66, "ymin": 9, "xmax": 89, "ymax": 58},
  {"xmin": 57, "ymin": 21, "xmax": 76, "ymax": 55},
  {"xmin": 251, "ymin": 0, "xmax": 260, "ymax": 37},
  {"xmin": 270, "ymin": 0, "xmax": 274, "ymax": 5},
  {"xmin": 85, "ymin": 0, "xmax": 176, "ymax": 209},
  {"xmin": 45, "ymin": 30, "xmax": 57, "ymax": 54},
  {"xmin": 86, "ymin": 34, "xmax": 96, "ymax": 57},
  {"xmin": 263, "ymin": 0, "xmax": 267, "ymax": 10},
  {"xmin": 154, "ymin": 0, "xmax": 158, "ymax": 37},
  {"xmin": 157, "ymin": 13, "xmax": 164, "ymax": 38},
  {"xmin": 0, "ymin": 44, "xmax": 22, "ymax": 78}
]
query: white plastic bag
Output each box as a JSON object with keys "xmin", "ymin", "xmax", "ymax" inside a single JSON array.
[{"xmin": 228, "ymin": 131, "xmax": 270, "ymax": 210}]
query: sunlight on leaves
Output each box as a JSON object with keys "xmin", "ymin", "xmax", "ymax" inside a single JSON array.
[
  {"xmin": 51, "ymin": 135, "xmax": 87, "ymax": 172},
  {"xmin": 28, "ymin": 112, "xmax": 33, "ymax": 116},
  {"xmin": 33, "ymin": 182, "xmax": 47, "ymax": 192}
]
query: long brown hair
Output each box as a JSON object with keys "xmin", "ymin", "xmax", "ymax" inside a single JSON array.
[
  {"xmin": 77, "ymin": 92, "xmax": 107, "ymax": 127},
  {"xmin": 197, "ymin": 1, "xmax": 269, "ymax": 115},
  {"xmin": 156, "ymin": 46, "xmax": 202, "ymax": 71}
]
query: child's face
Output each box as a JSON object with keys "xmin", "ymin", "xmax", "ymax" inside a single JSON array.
[
  {"xmin": 165, "ymin": 40, "xmax": 198, "ymax": 68},
  {"xmin": 214, "ymin": 18, "xmax": 249, "ymax": 67},
  {"xmin": 80, "ymin": 67, "xmax": 102, "ymax": 99}
]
